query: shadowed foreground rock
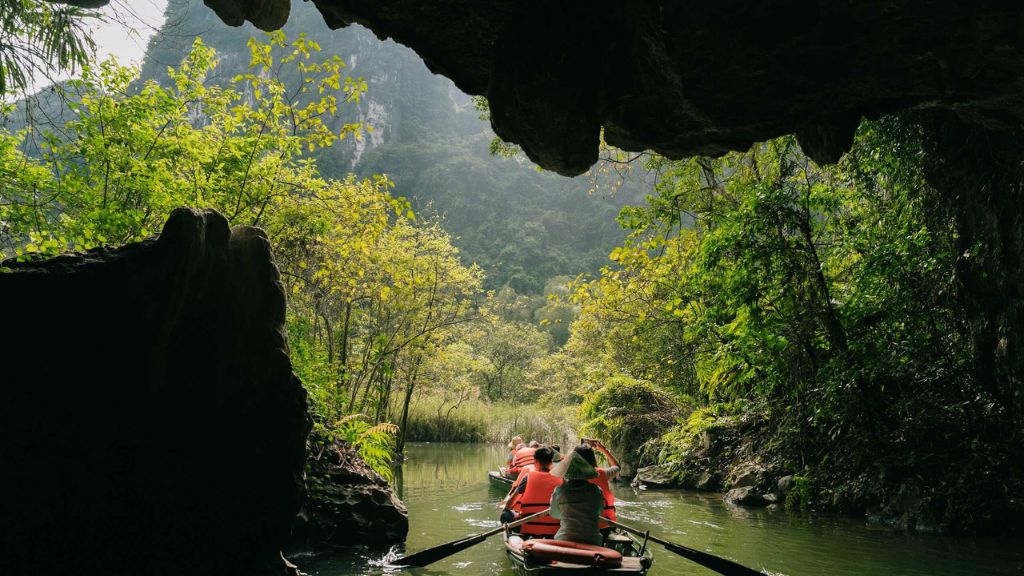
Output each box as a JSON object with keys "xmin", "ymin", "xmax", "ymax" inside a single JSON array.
[
  {"xmin": 0, "ymin": 208, "xmax": 311, "ymax": 576},
  {"xmin": 290, "ymin": 436, "xmax": 409, "ymax": 548}
]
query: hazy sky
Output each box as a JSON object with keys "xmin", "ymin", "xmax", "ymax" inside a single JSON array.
[{"xmin": 92, "ymin": 0, "xmax": 169, "ymax": 65}]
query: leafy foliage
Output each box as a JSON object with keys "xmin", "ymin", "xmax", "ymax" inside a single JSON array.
[
  {"xmin": 558, "ymin": 119, "xmax": 1021, "ymax": 530},
  {"xmin": 0, "ymin": 0, "xmax": 98, "ymax": 96}
]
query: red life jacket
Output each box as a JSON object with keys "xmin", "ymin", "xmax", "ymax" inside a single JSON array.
[
  {"xmin": 514, "ymin": 469, "xmax": 562, "ymax": 536},
  {"xmin": 589, "ymin": 469, "xmax": 617, "ymax": 527},
  {"xmin": 505, "ymin": 466, "xmax": 533, "ymax": 510},
  {"xmin": 508, "ymin": 447, "xmax": 537, "ymax": 476}
]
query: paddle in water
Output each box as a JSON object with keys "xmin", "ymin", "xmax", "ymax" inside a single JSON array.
[
  {"xmin": 607, "ymin": 518, "xmax": 766, "ymax": 576},
  {"xmin": 395, "ymin": 508, "xmax": 551, "ymax": 567}
]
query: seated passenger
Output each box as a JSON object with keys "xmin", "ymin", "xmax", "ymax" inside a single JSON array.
[
  {"xmin": 503, "ymin": 435, "xmax": 523, "ymax": 474},
  {"xmin": 506, "ymin": 442, "xmax": 537, "ymax": 477},
  {"xmin": 577, "ymin": 440, "xmax": 620, "ymax": 529},
  {"xmin": 501, "ymin": 446, "xmax": 561, "ymax": 537},
  {"xmin": 549, "ymin": 451, "xmax": 604, "ymax": 546}
]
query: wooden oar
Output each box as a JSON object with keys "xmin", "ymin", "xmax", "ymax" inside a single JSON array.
[
  {"xmin": 395, "ymin": 508, "xmax": 550, "ymax": 568},
  {"xmin": 607, "ymin": 519, "xmax": 766, "ymax": 576}
]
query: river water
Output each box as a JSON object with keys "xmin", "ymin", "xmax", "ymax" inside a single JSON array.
[{"xmin": 292, "ymin": 443, "xmax": 1024, "ymax": 576}]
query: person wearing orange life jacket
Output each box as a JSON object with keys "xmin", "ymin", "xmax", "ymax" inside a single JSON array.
[
  {"xmin": 577, "ymin": 439, "xmax": 620, "ymax": 530},
  {"xmin": 500, "ymin": 446, "xmax": 561, "ymax": 536},
  {"xmin": 549, "ymin": 450, "xmax": 605, "ymax": 545},
  {"xmin": 505, "ymin": 436, "xmax": 524, "ymax": 467},
  {"xmin": 506, "ymin": 440, "xmax": 540, "ymax": 477}
]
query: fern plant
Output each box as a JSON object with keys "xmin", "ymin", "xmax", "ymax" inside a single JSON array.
[{"xmin": 333, "ymin": 414, "xmax": 399, "ymax": 481}]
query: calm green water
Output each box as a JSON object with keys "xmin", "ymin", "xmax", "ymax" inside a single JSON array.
[{"xmin": 291, "ymin": 443, "xmax": 1024, "ymax": 576}]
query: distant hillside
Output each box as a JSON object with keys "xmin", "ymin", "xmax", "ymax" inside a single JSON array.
[{"xmin": 141, "ymin": 0, "xmax": 650, "ymax": 293}]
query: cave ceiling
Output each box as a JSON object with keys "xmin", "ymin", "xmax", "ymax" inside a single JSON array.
[{"xmin": 56, "ymin": 1, "xmax": 1024, "ymax": 175}]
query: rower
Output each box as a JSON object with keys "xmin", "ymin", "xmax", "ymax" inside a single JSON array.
[{"xmin": 501, "ymin": 446, "xmax": 561, "ymax": 537}]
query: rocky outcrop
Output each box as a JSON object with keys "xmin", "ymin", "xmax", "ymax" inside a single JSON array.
[
  {"xmin": 632, "ymin": 463, "xmax": 676, "ymax": 489},
  {"xmin": 725, "ymin": 486, "xmax": 765, "ymax": 507},
  {"xmin": 289, "ymin": 436, "xmax": 409, "ymax": 548},
  {"xmin": 70, "ymin": 1, "xmax": 1024, "ymax": 175},
  {"xmin": 0, "ymin": 208, "xmax": 311, "ymax": 576}
]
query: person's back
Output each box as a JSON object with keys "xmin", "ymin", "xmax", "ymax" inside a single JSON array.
[
  {"xmin": 550, "ymin": 480, "xmax": 604, "ymax": 545},
  {"xmin": 507, "ymin": 445, "xmax": 537, "ymax": 476},
  {"xmin": 549, "ymin": 451, "xmax": 604, "ymax": 545}
]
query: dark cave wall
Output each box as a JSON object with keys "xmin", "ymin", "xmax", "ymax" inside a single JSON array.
[
  {"xmin": 920, "ymin": 112, "xmax": 1024, "ymax": 419},
  {"xmin": 0, "ymin": 208, "xmax": 310, "ymax": 576}
]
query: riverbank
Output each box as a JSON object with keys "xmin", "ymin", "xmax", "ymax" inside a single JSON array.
[
  {"xmin": 631, "ymin": 403, "xmax": 1024, "ymax": 535},
  {"xmin": 402, "ymin": 398, "xmax": 577, "ymax": 445},
  {"xmin": 296, "ymin": 442, "xmax": 1024, "ymax": 576}
]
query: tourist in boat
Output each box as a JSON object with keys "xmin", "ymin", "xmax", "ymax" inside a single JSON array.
[
  {"xmin": 578, "ymin": 439, "xmax": 620, "ymax": 529},
  {"xmin": 505, "ymin": 435, "xmax": 523, "ymax": 468},
  {"xmin": 506, "ymin": 441, "xmax": 538, "ymax": 477},
  {"xmin": 501, "ymin": 446, "xmax": 562, "ymax": 537},
  {"xmin": 549, "ymin": 450, "xmax": 605, "ymax": 546}
]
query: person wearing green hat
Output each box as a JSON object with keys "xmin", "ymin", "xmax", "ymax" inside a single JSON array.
[{"xmin": 548, "ymin": 449, "xmax": 606, "ymax": 545}]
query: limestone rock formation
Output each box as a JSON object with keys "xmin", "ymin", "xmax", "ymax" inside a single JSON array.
[
  {"xmin": 290, "ymin": 436, "xmax": 409, "ymax": 548},
  {"xmin": 63, "ymin": 1, "xmax": 1024, "ymax": 176},
  {"xmin": 632, "ymin": 463, "xmax": 677, "ymax": 488},
  {"xmin": 0, "ymin": 208, "xmax": 311, "ymax": 576},
  {"xmin": 310, "ymin": 1, "xmax": 1024, "ymax": 175}
]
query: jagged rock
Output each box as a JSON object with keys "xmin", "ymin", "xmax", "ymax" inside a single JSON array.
[
  {"xmin": 728, "ymin": 462, "xmax": 768, "ymax": 490},
  {"xmin": 694, "ymin": 471, "xmax": 719, "ymax": 491},
  {"xmin": 778, "ymin": 475, "xmax": 795, "ymax": 494},
  {"xmin": 763, "ymin": 492, "xmax": 782, "ymax": 504},
  {"xmin": 73, "ymin": 1, "xmax": 1024, "ymax": 175},
  {"xmin": 203, "ymin": 0, "xmax": 290, "ymax": 30},
  {"xmin": 725, "ymin": 486, "xmax": 765, "ymax": 507},
  {"xmin": 632, "ymin": 464, "xmax": 676, "ymax": 488},
  {"xmin": 0, "ymin": 208, "xmax": 311, "ymax": 576},
  {"xmin": 290, "ymin": 437, "xmax": 409, "ymax": 547}
]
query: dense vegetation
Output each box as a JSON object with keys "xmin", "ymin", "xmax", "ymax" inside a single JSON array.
[
  {"xmin": 548, "ymin": 123, "xmax": 1023, "ymax": 532},
  {"xmin": 2, "ymin": 0, "xmax": 1021, "ymax": 536},
  {"xmin": 0, "ymin": 35, "xmax": 569, "ymax": 476}
]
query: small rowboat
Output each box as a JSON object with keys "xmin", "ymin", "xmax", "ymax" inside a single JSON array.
[
  {"xmin": 489, "ymin": 469, "xmax": 514, "ymax": 487},
  {"xmin": 504, "ymin": 530, "xmax": 653, "ymax": 575}
]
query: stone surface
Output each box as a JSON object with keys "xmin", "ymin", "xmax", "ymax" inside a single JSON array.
[
  {"xmin": 725, "ymin": 486, "xmax": 765, "ymax": 507},
  {"xmin": 0, "ymin": 208, "xmax": 311, "ymax": 576},
  {"xmin": 65, "ymin": 1, "xmax": 1024, "ymax": 174},
  {"xmin": 293, "ymin": 2, "xmax": 1024, "ymax": 174},
  {"xmin": 632, "ymin": 463, "xmax": 676, "ymax": 488},
  {"xmin": 694, "ymin": 471, "xmax": 719, "ymax": 491},
  {"xmin": 289, "ymin": 436, "xmax": 409, "ymax": 547},
  {"xmin": 728, "ymin": 462, "xmax": 768, "ymax": 490},
  {"xmin": 778, "ymin": 475, "xmax": 795, "ymax": 494}
]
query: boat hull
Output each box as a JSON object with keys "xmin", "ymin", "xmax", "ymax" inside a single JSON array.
[
  {"xmin": 489, "ymin": 470, "xmax": 514, "ymax": 487},
  {"xmin": 504, "ymin": 532, "xmax": 652, "ymax": 575}
]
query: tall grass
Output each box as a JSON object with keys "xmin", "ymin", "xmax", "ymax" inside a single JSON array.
[{"xmin": 401, "ymin": 396, "xmax": 578, "ymax": 446}]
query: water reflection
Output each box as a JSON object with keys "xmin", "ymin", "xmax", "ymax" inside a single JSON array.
[{"xmin": 294, "ymin": 443, "xmax": 1024, "ymax": 576}]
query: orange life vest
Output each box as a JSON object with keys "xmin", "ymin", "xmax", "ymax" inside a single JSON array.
[
  {"xmin": 514, "ymin": 469, "xmax": 562, "ymax": 536},
  {"xmin": 589, "ymin": 469, "xmax": 617, "ymax": 527},
  {"xmin": 508, "ymin": 447, "xmax": 537, "ymax": 476},
  {"xmin": 505, "ymin": 466, "xmax": 533, "ymax": 510}
]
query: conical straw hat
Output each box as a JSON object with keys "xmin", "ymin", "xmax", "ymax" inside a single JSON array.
[{"xmin": 552, "ymin": 451, "xmax": 598, "ymax": 480}]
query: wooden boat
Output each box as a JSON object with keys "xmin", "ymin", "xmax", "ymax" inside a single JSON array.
[
  {"xmin": 504, "ymin": 530, "xmax": 653, "ymax": 575},
  {"xmin": 489, "ymin": 469, "xmax": 514, "ymax": 487}
]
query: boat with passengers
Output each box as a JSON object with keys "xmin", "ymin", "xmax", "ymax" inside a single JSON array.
[{"xmin": 503, "ymin": 529, "xmax": 654, "ymax": 575}]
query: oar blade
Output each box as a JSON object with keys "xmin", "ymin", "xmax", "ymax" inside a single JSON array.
[
  {"xmin": 396, "ymin": 535, "xmax": 485, "ymax": 567},
  {"xmin": 664, "ymin": 542, "xmax": 766, "ymax": 576}
]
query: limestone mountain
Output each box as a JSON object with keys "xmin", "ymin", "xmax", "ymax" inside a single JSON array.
[{"xmin": 142, "ymin": 0, "xmax": 648, "ymax": 293}]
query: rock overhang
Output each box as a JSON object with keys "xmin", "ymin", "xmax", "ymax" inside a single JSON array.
[{"xmin": 51, "ymin": 1, "xmax": 1024, "ymax": 174}]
